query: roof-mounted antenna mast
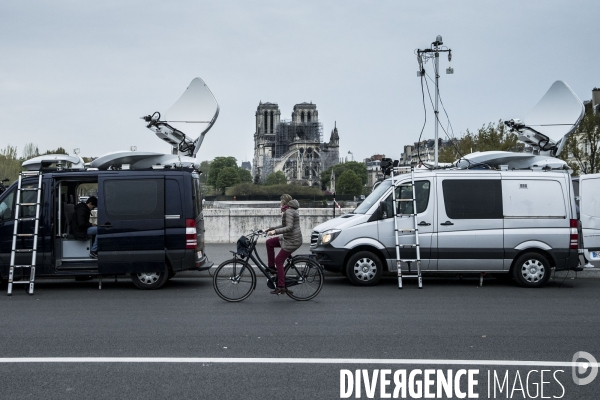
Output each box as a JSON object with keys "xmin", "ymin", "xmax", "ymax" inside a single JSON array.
[
  {"xmin": 141, "ymin": 78, "xmax": 220, "ymax": 157},
  {"xmin": 416, "ymin": 35, "xmax": 453, "ymax": 168}
]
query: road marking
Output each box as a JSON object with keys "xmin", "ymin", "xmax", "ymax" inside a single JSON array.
[{"xmin": 0, "ymin": 357, "xmax": 597, "ymax": 367}]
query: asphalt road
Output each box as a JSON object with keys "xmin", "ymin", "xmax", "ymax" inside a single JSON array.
[{"xmin": 1, "ymin": 245, "xmax": 600, "ymax": 399}]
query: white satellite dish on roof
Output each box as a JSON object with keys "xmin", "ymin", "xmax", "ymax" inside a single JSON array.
[
  {"xmin": 456, "ymin": 80, "xmax": 584, "ymax": 170},
  {"xmin": 142, "ymin": 77, "xmax": 219, "ymax": 157},
  {"xmin": 22, "ymin": 154, "xmax": 85, "ymax": 171},
  {"xmin": 504, "ymin": 80, "xmax": 584, "ymax": 157},
  {"xmin": 90, "ymin": 78, "xmax": 219, "ymax": 170}
]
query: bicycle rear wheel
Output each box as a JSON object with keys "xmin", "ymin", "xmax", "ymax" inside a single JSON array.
[
  {"xmin": 284, "ymin": 259, "xmax": 324, "ymax": 301},
  {"xmin": 213, "ymin": 259, "xmax": 256, "ymax": 302}
]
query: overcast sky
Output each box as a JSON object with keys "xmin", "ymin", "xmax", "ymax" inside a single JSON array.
[{"xmin": 1, "ymin": 0, "xmax": 598, "ymax": 165}]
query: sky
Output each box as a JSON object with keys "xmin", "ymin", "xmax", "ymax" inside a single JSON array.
[{"xmin": 1, "ymin": 0, "xmax": 598, "ymax": 165}]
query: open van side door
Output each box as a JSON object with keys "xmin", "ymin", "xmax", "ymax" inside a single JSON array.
[
  {"xmin": 97, "ymin": 175, "xmax": 165, "ymax": 274},
  {"xmin": 579, "ymin": 173, "xmax": 600, "ymax": 262}
]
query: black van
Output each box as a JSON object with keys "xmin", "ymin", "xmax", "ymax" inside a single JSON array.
[{"xmin": 0, "ymin": 165, "xmax": 211, "ymax": 289}]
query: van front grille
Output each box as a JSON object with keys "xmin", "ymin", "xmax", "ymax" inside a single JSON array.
[{"xmin": 310, "ymin": 231, "xmax": 319, "ymax": 247}]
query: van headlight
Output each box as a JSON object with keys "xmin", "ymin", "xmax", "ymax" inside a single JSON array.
[{"xmin": 320, "ymin": 229, "xmax": 341, "ymax": 245}]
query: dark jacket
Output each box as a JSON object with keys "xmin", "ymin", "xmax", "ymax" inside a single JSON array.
[
  {"xmin": 269, "ymin": 199, "xmax": 302, "ymax": 252},
  {"xmin": 72, "ymin": 202, "xmax": 92, "ymax": 239}
]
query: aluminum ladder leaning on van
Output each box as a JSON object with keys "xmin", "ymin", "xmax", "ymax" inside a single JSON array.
[
  {"xmin": 7, "ymin": 171, "xmax": 42, "ymax": 296},
  {"xmin": 390, "ymin": 165, "xmax": 423, "ymax": 289}
]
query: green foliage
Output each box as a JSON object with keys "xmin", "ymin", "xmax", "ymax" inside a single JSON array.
[
  {"xmin": 215, "ymin": 166, "xmax": 241, "ymax": 193},
  {"xmin": 198, "ymin": 160, "xmax": 211, "ymax": 184},
  {"xmin": 238, "ymin": 168, "xmax": 252, "ymax": 183},
  {"xmin": 0, "ymin": 145, "xmax": 21, "ymax": 184},
  {"xmin": 43, "ymin": 147, "xmax": 68, "ymax": 155},
  {"xmin": 559, "ymin": 110, "xmax": 600, "ymax": 176},
  {"xmin": 226, "ymin": 183, "xmax": 322, "ymax": 197},
  {"xmin": 336, "ymin": 170, "xmax": 363, "ymax": 195},
  {"xmin": 207, "ymin": 157, "xmax": 237, "ymax": 189},
  {"xmin": 438, "ymin": 120, "xmax": 523, "ymax": 163},
  {"xmin": 265, "ymin": 171, "xmax": 287, "ymax": 185},
  {"xmin": 321, "ymin": 161, "xmax": 368, "ymax": 190}
]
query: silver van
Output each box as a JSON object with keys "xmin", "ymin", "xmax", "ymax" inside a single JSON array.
[{"xmin": 310, "ymin": 170, "xmax": 599, "ymax": 288}]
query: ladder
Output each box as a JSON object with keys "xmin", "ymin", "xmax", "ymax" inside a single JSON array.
[
  {"xmin": 391, "ymin": 166, "xmax": 423, "ymax": 289},
  {"xmin": 8, "ymin": 171, "xmax": 43, "ymax": 296}
]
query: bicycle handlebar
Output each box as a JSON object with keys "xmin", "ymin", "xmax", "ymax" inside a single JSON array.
[{"xmin": 247, "ymin": 229, "xmax": 268, "ymax": 238}]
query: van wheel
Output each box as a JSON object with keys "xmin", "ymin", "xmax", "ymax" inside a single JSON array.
[
  {"xmin": 346, "ymin": 251, "xmax": 382, "ymax": 286},
  {"xmin": 131, "ymin": 271, "xmax": 168, "ymax": 290},
  {"xmin": 512, "ymin": 252, "xmax": 551, "ymax": 288}
]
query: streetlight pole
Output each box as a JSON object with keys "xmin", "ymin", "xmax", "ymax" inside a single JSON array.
[
  {"xmin": 347, "ymin": 151, "xmax": 354, "ymax": 162},
  {"xmin": 416, "ymin": 35, "xmax": 453, "ymax": 168}
]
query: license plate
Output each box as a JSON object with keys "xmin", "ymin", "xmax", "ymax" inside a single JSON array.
[{"xmin": 592, "ymin": 251, "xmax": 599, "ymax": 260}]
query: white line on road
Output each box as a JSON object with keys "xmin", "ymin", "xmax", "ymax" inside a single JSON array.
[{"xmin": 0, "ymin": 358, "xmax": 596, "ymax": 367}]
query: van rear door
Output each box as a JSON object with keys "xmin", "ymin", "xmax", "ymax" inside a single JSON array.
[
  {"xmin": 97, "ymin": 176, "xmax": 165, "ymax": 274},
  {"xmin": 579, "ymin": 173, "xmax": 600, "ymax": 262}
]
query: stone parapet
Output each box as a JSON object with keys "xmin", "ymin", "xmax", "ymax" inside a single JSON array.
[{"xmin": 203, "ymin": 208, "xmax": 354, "ymax": 243}]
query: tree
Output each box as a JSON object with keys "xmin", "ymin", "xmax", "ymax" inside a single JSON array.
[
  {"xmin": 0, "ymin": 145, "xmax": 21, "ymax": 184},
  {"xmin": 336, "ymin": 170, "xmax": 363, "ymax": 195},
  {"xmin": 321, "ymin": 161, "xmax": 368, "ymax": 190},
  {"xmin": 559, "ymin": 110, "xmax": 600, "ymax": 175},
  {"xmin": 265, "ymin": 171, "xmax": 287, "ymax": 185},
  {"xmin": 22, "ymin": 143, "xmax": 40, "ymax": 160},
  {"xmin": 43, "ymin": 147, "xmax": 68, "ymax": 155},
  {"xmin": 198, "ymin": 160, "xmax": 211, "ymax": 184},
  {"xmin": 438, "ymin": 120, "xmax": 523, "ymax": 163},
  {"xmin": 238, "ymin": 168, "xmax": 252, "ymax": 183},
  {"xmin": 207, "ymin": 157, "xmax": 237, "ymax": 189},
  {"xmin": 215, "ymin": 166, "xmax": 241, "ymax": 193}
]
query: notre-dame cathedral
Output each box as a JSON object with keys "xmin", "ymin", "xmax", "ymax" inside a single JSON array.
[{"xmin": 252, "ymin": 102, "xmax": 340, "ymax": 187}]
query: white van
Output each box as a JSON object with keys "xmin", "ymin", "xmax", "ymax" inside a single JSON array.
[{"xmin": 310, "ymin": 170, "xmax": 599, "ymax": 288}]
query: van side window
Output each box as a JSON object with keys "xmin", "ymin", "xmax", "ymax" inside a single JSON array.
[
  {"xmin": 0, "ymin": 188, "xmax": 15, "ymax": 221},
  {"xmin": 165, "ymin": 179, "xmax": 182, "ymax": 217},
  {"xmin": 192, "ymin": 176, "xmax": 202, "ymax": 216},
  {"xmin": 442, "ymin": 179, "xmax": 503, "ymax": 219},
  {"xmin": 383, "ymin": 180, "xmax": 431, "ymax": 218},
  {"xmin": 104, "ymin": 179, "xmax": 164, "ymax": 220},
  {"xmin": 19, "ymin": 183, "xmax": 42, "ymax": 218}
]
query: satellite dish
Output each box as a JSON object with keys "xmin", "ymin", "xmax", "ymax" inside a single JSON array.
[
  {"xmin": 142, "ymin": 78, "xmax": 219, "ymax": 157},
  {"xmin": 90, "ymin": 151, "xmax": 199, "ymax": 170},
  {"xmin": 22, "ymin": 154, "xmax": 85, "ymax": 171},
  {"xmin": 505, "ymin": 80, "xmax": 584, "ymax": 156},
  {"xmin": 455, "ymin": 151, "xmax": 568, "ymax": 170},
  {"xmin": 90, "ymin": 151, "xmax": 164, "ymax": 170}
]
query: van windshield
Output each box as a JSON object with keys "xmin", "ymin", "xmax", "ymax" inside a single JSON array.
[{"xmin": 353, "ymin": 180, "xmax": 392, "ymax": 214}]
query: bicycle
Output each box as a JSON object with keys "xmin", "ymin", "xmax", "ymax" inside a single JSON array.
[{"xmin": 212, "ymin": 230, "xmax": 324, "ymax": 302}]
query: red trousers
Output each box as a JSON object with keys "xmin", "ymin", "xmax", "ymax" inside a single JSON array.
[{"xmin": 266, "ymin": 236, "xmax": 292, "ymax": 288}]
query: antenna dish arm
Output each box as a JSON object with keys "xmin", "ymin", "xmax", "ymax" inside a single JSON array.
[
  {"xmin": 504, "ymin": 119, "xmax": 557, "ymax": 153},
  {"xmin": 142, "ymin": 113, "xmax": 195, "ymax": 156}
]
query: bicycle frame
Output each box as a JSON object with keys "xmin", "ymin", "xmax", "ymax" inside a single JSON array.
[
  {"xmin": 230, "ymin": 232, "xmax": 276, "ymax": 286},
  {"xmin": 233, "ymin": 231, "xmax": 322, "ymax": 289}
]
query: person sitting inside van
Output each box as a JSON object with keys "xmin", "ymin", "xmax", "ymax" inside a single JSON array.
[
  {"xmin": 72, "ymin": 196, "xmax": 98, "ymax": 258},
  {"xmin": 265, "ymin": 194, "xmax": 302, "ymax": 295}
]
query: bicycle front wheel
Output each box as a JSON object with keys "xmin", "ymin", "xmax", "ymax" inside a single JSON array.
[
  {"xmin": 284, "ymin": 259, "xmax": 324, "ymax": 301},
  {"xmin": 213, "ymin": 259, "xmax": 256, "ymax": 302}
]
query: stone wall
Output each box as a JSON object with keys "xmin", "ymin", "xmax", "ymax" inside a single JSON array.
[{"xmin": 203, "ymin": 208, "xmax": 354, "ymax": 243}]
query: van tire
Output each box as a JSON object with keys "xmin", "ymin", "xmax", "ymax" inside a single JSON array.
[
  {"xmin": 512, "ymin": 252, "xmax": 551, "ymax": 288},
  {"xmin": 346, "ymin": 251, "xmax": 382, "ymax": 286},
  {"xmin": 131, "ymin": 271, "xmax": 169, "ymax": 290}
]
